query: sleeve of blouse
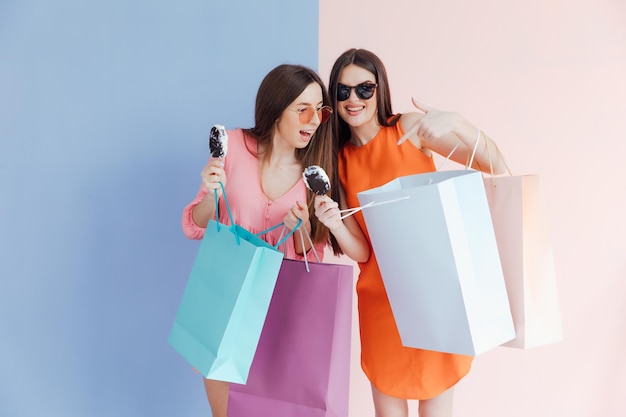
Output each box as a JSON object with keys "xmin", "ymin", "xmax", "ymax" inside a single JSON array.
[{"xmin": 181, "ymin": 184, "xmax": 210, "ymax": 240}]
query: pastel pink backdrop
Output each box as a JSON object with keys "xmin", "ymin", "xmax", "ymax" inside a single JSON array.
[{"xmin": 320, "ymin": 1, "xmax": 626, "ymax": 416}]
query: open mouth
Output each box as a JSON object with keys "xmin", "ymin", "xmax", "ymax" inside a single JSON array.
[{"xmin": 300, "ymin": 130, "xmax": 314, "ymax": 140}]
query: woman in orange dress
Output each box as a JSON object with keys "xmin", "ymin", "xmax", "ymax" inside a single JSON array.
[{"xmin": 316, "ymin": 48, "xmax": 507, "ymax": 417}]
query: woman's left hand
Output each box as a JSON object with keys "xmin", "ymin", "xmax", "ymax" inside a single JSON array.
[
  {"xmin": 284, "ymin": 200, "xmax": 309, "ymax": 231},
  {"xmin": 397, "ymin": 98, "xmax": 465, "ymax": 145},
  {"xmin": 398, "ymin": 97, "xmax": 507, "ymax": 174}
]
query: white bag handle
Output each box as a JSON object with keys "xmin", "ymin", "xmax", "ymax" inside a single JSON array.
[
  {"xmin": 297, "ymin": 224, "xmax": 321, "ymax": 272},
  {"xmin": 436, "ymin": 128, "xmax": 482, "ymax": 171},
  {"xmin": 436, "ymin": 130, "xmax": 513, "ymax": 186},
  {"xmin": 338, "ymin": 196, "xmax": 410, "ymax": 220},
  {"xmin": 483, "ymin": 135, "xmax": 513, "ymax": 187}
]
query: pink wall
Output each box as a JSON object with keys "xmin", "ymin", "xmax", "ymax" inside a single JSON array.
[{"xmin": 320, "ymin": 1, "xmax": 626, "ymax": 416}]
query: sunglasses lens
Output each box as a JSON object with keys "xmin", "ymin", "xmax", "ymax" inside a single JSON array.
[
  {"xmin": 297, "ymin": 106, "xmax": 332, "ymax": 124},
  {"xmin": 336, "ymin": 83, "xmax": 376, "ymax": 101},
  {"xmin": 337, "ymin": 85, "xmax": 351, "ymax": 101},
  {"xmin": 318, "ymin": 106, "xmax": 332, "ymax": 124},
  {"xmin": 298, "ymin": 107, "xmax": 314, "ymax": 124},
  {"xmin": 356, "ymin": 83, "xmax": 376, "ymax": 99}
]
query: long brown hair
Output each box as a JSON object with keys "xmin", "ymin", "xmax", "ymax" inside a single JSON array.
[
  {"xmin": 242, "ymin": 64, "xmax": 336, "ymax": 248},
  {"xmin": 324, "ymin": 49, "xmax": 401, "ymax": 254},
  {"xmin": 328, "ymin": 48, "xmax": 401, "ymax": 149}
]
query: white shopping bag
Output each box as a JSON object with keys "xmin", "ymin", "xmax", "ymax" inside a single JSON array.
[{"xmin": 357, "ymin": 170, "xmax": 516, "ymax": 356}]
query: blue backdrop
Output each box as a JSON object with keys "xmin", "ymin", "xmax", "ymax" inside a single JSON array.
[{"xmin": 0, "ymin": 1, "xmax": 319, "ymax": 416}]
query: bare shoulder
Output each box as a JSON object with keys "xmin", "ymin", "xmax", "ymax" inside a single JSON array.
[
  {"xmin": 398, "ymin": 112, "xmax": 423, "ymax": 132},
  {"xmin": 398, "ymin": 112, "xmax": 428, "ymax": 152}
]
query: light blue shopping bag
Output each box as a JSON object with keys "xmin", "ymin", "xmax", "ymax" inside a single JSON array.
[{"xmin": 168, "ymin": 184, "xmax": 299, "ymax": 383}]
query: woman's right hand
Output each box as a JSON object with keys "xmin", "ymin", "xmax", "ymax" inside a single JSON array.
[
  {"xmin": 201, "ymin": 159, "xmax": 227, "ymax": 197},
  {"xmin": 313, "ymin": 195, "xmax": 343, "ymax": 232},
  {"xmin": 314, "ymin": 193, "xmax": 370, "ymax": 263}
]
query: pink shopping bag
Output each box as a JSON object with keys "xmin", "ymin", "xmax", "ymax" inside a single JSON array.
[
  {"xmin": 484, "ymin": 174, "xmax": 563, "ymax": 349},
  {"xmin": 228, "ymin": 258, "xmax": 353, "ymax": 417}
]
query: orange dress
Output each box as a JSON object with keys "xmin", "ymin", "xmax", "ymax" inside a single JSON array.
[{"xmin": 338, "ymin": 120, "xmax": 473, "ymax": 400}]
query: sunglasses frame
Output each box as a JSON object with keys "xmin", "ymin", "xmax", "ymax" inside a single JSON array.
[
  {"xmin": 336, "ymin": 82, "xmax": 378, "ymax": 101},
  {"xmin": 287, "ymin": 105, "xmax": 333, "ymax": 124}
]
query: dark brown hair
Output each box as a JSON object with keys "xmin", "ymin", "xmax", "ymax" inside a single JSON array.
[
  {"xmin": 242, "ymin": 64, "xmax": 336, "ymax": 248},
  {"xmin": 328, "ymin": 48, "xmax": 401, "ymax": 149}
]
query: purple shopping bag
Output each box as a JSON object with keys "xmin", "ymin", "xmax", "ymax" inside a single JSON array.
[{"xmin": 227, "ymin": 258, "xmax": 354, "ymax": 417}]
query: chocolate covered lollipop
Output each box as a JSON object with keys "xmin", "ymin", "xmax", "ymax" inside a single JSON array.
[
  {"xmin": 303, "ymin": 165, "xmax": 331, "ymax": 195},
  {"xmin": 209, "ymin": 124, "xmax": 228, "ymax": 158}
]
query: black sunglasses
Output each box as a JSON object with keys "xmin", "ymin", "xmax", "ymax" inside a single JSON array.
[{"xmin": 336, "ymin": 82, "xmax": 378, "ymax": 101}]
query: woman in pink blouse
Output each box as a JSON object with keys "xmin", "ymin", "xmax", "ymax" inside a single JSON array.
[{"xmin": 181, "ymin": 64, "xmax": 367, "ymax": 417}]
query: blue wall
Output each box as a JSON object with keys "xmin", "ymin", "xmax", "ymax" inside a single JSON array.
[{"xmin": 0, "ymin": 1, "xmax": 318, "ymax": 416}]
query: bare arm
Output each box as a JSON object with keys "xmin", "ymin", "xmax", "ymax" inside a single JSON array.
[
  {"xmin": 191, "ymin": 159, "xmax": 227, "ymax": 228},
  {"xmin": 398, "ymin": 98, "xmax": 506, "ymax": 174},
  {"xmin": 314, "ymin": 188, "xmax": 370, "ymax": 263}
]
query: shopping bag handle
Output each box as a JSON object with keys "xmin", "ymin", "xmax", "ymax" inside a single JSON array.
[
  {"xmin": 254, "ymin": 219, "xmax": 302, "ymax": 249},
  {"xmin": 436, "ymin": 128, "xmax": 482, "ymax": 171},
  {"xmin": 214, "ymin": 181, "xmax": 240, "ymax": 245},
  {"xmin": 436, "ymin": 130, "xmax": 514, "ymax": 182},
  {"xmin": 213, "ymin": 181, "xmax": 303, "ymax": 249},
  {"xmin": 483, "ymin": 137, "xmax": 514, "ymax": 187},
  {"xmin": 297, "ymin": 224, "xmax": 321, "ymax": 272},
  {"xmin": 338, "ymin": 196, "xmax": 410, "ymax": 220},
  {"xmin": 258, "ymin": 219, "xmax": 322, "ymax": 272}
]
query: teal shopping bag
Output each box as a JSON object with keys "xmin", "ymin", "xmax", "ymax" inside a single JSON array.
[{"xmin": 168, "ymin": 184, "xmax": 299, "ymax": 383}]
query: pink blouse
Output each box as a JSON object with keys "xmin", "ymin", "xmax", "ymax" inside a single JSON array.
[{"xmin": 182, "ymin": 128, "xmax": 324, "ymax": 261}]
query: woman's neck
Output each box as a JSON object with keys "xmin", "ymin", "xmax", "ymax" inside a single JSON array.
[
  {"xmin": 349, "ymin": 120, "xmax": 381, "ymax": 147},
  {"xmin": 259, "ymin": 140, "xmax": 298, "ymax": 168}
]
